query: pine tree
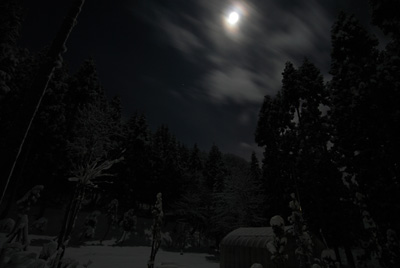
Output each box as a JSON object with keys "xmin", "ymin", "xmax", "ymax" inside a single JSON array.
[
  {"xmin": 255, "ymin": 90, "xmax": 292, "ymax": 218},
  {"xmin": 151, "ymin": 125, "xmax": 184, "ymax": 207},
  {"xmin": 0, "ymin": 0, "xmax": 22, "ymax": 101},
  {"xmin": 121, "ymin": 112, "xmax": 152, "ymax": 205},
  {"xmin": 203, "ymin": 144, "xmax": 227, "ymax": 193},
  {"xmin": 327, "ymin": 11, "xmax": 400, "ymax": 266}
]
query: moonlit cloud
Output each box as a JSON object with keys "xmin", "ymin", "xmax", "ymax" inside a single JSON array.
[
  {"xmin": 204, "ymin": 66, "xmax": 273, "ymax": 104},
  {"xmin": 137, "ymin": 0, "xmax": 332, "ymax": 107}
]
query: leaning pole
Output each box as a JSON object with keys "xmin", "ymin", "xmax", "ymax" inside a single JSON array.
[{"xmin": 0, "ymin": 0, "xmax": 86, "ymax": 208}]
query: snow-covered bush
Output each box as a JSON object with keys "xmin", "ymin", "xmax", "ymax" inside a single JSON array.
[
  {"xmin": 353, "ymin": 191, "xmax": 382, "ymax": 267},
  {"xmin": 267, "ymin": 215, "xmax": 288, "ymax": 268},
  {"xmin": 5, "ymin": 185, "xmax": 44, "ymax": 250},
  {"xmin": 320, "ymin": 248, "xmax": 337, "ymax": 268},
  {"xmin": 382, "ymin": 229, "xmax": 400, "ymax": 268},
  {"xmin": 116, "ymin": 208, "xmax": 137, "ymax": 244},
  {"xmin": 161, "ymin": 232, "xmax": 173, "ymax": 248},
  {"xmin": 80, "ymin": 210, "xmax": 100, "ymax": 241}
]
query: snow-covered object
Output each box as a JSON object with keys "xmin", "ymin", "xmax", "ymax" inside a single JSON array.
[
  {"xmin": 266, "ymin": 241, "xmax": 277, "ymax": 254},
  {"xmin": 288, "ymin": 192, "xmax": 313, "ymax": 267},
  {"xmin": 384, "ymin": 229, "xmax": 399, "ymax": 267},
  {"xmin": 0, "ymin": 242, "xmax": 23, "ymax": 266},
  {"xmin": 6, "ymin": 251, "xmax": 37, "ymax": 267},
  {"xmin": 0, "ymin": 218, "xmax": 15, "ymax": 233},
  {"xmin": 59, "ymin": 257, "xmax": 79, "ymax": 268},
  {"xmin": 267, "ymin": 216, "xmax": 288, "ymax": 264},
  {"xmin": 17, "ymin": 185, "xmax": 44, "ymax": 213},
  {"xmin": 287, "ymin": 211, "xmax": 302, "ymax": 225},
  {"xmin": 120, "ymin": 209, "xmax": 137, "ymax": 232},
  {"xmin": 289, "ymin": 200, "xmax": 301, "ymax": 211},
  {"xmin": 386, "ymin": 229, "xmax": 397, "ymax": 243},
  {"xmin": 267, "ymin": 237, "xmax": 288, "ymax": 255},
  {"xmin": 39, "ymin": 241, "xmax": 58, "ymax": 260},
  {"xmin": 270, "ymin": 215, "xmax": 284, "ymax": 227},
  {"xmin": 321, "ymin": 249, "xmax": 336, "ymax": 263},
  {"xmin": 80, "ymin": 211, "xmax": 100, "ymax": 241},
  {"xmin": 28, "ymin": 259, "xmax": 47, "ymax": 268},
  {"xmin": 299, "ymin": 232, "xmax": 313, "ymax": 248},
  {"xmin": 148, "ymin": 193, "xmax": 164, "ymax": 268},
  {"xmin": 161, "ymin": 232, "xmax": 173, "ymax": 247},
  {"xmin": 6, "ymin": 214, "xmax": 30, "ymax": 249},
  {"xmin": 362, "ymin": 211, "xmax": 376, "ymax": 229},
  {"xmin": 106, "ymin": 199, "xmax": 119, "ymax": 224},
  {"xmin": 32, "ymin": 217, "xmax": 48, "ymax": 232}
]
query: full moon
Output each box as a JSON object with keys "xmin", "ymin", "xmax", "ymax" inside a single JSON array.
[{"xmin": 227, "ymin": 12, "xmax": 239, "ymax": 25}]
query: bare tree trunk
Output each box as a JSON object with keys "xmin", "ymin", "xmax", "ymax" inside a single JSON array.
[
  {"xmin": 0, "ymin": 141, "xmax": 32, "ymax": 219},
  {"xmin": 53, "ymin": 185, "xmax": 85, "ymax": 268},
  {"xmin": 100, "ymin": 219, "xmax": 112, "ymax": 244},
  {"xmin": 147, "ymin": 193, "xmax": 163, "ymax": 268},
  {"xmin": 345, "ymin": 246, "xmax": 356, "ymax": 268}
]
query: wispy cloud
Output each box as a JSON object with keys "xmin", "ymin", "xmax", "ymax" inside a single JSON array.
[
  {"xmin": 204, "ymin": 66, "xmax": 272, "ymax": 104},
  {"xmin": 161, "ymin": 20, "xmax": 204, "ymax": 54},
  {"xmin": 135, "ymin": 0, "xmax": 332, "ymax": 104}
]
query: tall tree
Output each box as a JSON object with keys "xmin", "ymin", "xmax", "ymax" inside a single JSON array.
[
  {"xmin": 257, "ymin": 58, "xmax": 354, "ymax": 254},
  {"xmin": 121, "ymin": 112, "xmax": 152, "ymax": 206},
  {"xmin": 0, "ymin": 0, "xmax": 86, "ymax": 208},
  {"xmin": 0, "ymin": 0, "xmax": 22, "ymax": 101},
  {"xmin": 255, "ymin": 73, "xmax": 295, "ymax": 218}
]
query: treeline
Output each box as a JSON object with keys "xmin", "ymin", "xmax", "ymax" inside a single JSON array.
[
  {"xmin": 1, "ymin": 0, "xmax": 400, "ymax": 262},
  {"xmin": 255, "ymin": 2, "xmax": 400, "ymax": 265}
]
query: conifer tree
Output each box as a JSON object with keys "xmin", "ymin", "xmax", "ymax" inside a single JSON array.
[{"xmin": 0, "ymin": 0, "xmax": 22, "ymax": 101}]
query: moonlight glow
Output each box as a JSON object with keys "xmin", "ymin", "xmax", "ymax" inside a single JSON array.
[{"xmin": 227, "ymin": 12, "xmax": 239, "ymax": 25}]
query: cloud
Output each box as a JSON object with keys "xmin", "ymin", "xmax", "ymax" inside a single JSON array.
[
  {"xmin": 237, "ymin": 141, "xmax": 264, "ymax": 161},
  {"xmin": 135, "ymin": 0, "xmax": 333, "ymax": 104},
  {"xmin": 204, "ymin": 66, "xmax": 273, "ymax": 104},
  {"xmin": 161, "ymin": 20, "xmax": 204, "ymax": 54}
]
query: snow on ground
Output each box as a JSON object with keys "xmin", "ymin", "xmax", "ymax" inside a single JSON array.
[
  {"xmin": 62, "ymin": 245, "xmax": 219, "ymax": 268},
  {"xmin": 0, "ymin": 234, "xmax": 219, "ymax": 268}
]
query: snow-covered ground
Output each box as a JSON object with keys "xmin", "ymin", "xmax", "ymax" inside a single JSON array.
[
  {"xmin": 62, "ymin": 245, "xmax": 219, "ymax": 268},
  {"xmin": 0, "ymin": 234, "xmax": 219, "ymax": 268}
]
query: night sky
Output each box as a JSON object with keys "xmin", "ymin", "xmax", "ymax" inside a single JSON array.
[{"xmin": 19, "ymin": 0, "xmax": 378, "ymax": 160}]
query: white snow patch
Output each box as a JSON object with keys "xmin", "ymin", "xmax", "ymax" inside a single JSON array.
[{"xmin": 0, "ymin": 233, "xmax": 218, "ymax": 268}]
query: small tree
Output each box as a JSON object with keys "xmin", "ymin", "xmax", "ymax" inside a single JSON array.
[
  {"xmin": 52, "ymin": 156, "xmax": 123, "ymax": 268},
  {"xmin": 79, "ymin": 210, "xmax": 101, "ymax": 242},
  {"xmin": 148, "ymin": 193, "xmax": 163, "ymax": 268}
]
